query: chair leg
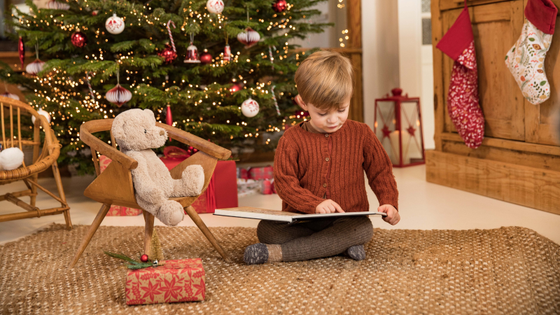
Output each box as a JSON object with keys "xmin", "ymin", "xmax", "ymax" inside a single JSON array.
[
  {"xmin": 30, "ymin": 173, "xmax": 38, "ymax": 207},
  {"xmin": 52, "ymin": 162, "xmax": 72, "ymax": 230},
  {"xmin": 143, "ymin": 211, "xmax": 155, "ymax": 258},
  {"xmin": 70, "ymin": 203, "xmax": 111, "ymax": 268},
  {"xmin": 184, "ymin": 206, "xmax": 228, "ymax": 260}
]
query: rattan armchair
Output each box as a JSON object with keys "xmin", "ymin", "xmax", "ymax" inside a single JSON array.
[
  {"xmin": 70, "ymin": 118, "xmax": 231, "ymax": 267},
  {"xmin": 0, "ymin": 96, "xmax": 71, "ymax": 228}
]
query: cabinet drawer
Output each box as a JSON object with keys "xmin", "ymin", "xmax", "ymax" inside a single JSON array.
[{"xmin": 439, "ymin": 0, "xmax": 511, "ymax": 11}]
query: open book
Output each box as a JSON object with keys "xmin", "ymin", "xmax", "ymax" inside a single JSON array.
[{"xmin": 214, "ymin": 207, "xmax": 387, "ymax": 223}]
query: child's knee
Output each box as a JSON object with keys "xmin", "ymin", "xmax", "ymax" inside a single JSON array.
[
  {"xmin": 353, "ymin": 217, "xmax": 374, "ymax": 242},
  {"xmin": 256, "ymin": 221, "xmax": 284, "ymax": 244}
]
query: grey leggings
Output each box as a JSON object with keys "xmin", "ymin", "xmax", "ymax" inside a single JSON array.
[{"xmin": 256, "ymin": 216, "xmax": 373, "ymax": 262}]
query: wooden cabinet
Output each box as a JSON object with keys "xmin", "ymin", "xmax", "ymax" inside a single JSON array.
[{"xmin": 428, "ymin": 0, "xmax": 560, "ymax": 215}]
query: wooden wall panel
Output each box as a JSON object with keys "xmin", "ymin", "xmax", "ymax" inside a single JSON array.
[{"xmin": 426, "ymin": 150, "xmax": 560, "ymax": 215}]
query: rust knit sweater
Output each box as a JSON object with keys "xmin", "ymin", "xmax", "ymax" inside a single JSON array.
[{"xmin": 274, "ymin": 120, "xmax": 398, "ymax": 214}]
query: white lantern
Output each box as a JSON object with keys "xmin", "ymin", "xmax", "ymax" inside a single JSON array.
[
  {"xmin": 241, "ymin": 98, "xmax": 259, "ymax": 117},
  {"xmin": 207, "ymin": 0, "xmax": 224, "ymax": 14},
  {"xmin": 105, "ymin": 14, "xmax": 125, "ymax": 35},
  {"xmin": 105, "ymin": 84, "xmax": 132, "ymax": 107},
  {"xmin": 46, "ymin": 0, "xmax": 69, "ymax": 10},
  {"xmin": 1, "ymin": 92, "xmax": 19, "ymax": 100},
  {"xmin": 26, "ymin": 59, "xmax": 45, "ymax": 76},
  {"xmin": 237, "ymin": 28, "xmax": 260, "ymax": 48}
]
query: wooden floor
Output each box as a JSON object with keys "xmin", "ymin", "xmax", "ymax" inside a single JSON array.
[{"xmin": 1, "ymin": 165, "xmax": 559, "ymax": 245}]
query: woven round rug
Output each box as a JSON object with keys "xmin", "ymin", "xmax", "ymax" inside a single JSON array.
[{"xmin": 0, "ymin": 225, "xmax": 559, "ymax": 314}]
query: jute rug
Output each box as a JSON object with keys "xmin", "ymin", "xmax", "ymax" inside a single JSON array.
[{"xmin": 0, "ymin": 225, "xmax": 559, "ymax": 314}]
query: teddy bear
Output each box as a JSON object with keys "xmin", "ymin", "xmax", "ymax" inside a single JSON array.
[{"xmin": 111, "ymin": 108, "xmax": 205, "ymax": 226}]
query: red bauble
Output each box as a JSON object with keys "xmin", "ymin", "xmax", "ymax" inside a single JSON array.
[
  {"xmin": 158, "ymin": 44, "xmax": 177, "ymax": 64},
  {"xmin": 140, "ymin": 254, "xmax": 149, "ymax": 262},
  {"xmin": 229, "ymin": 83, "xmax": 242, "ymax": 94},
  {"xmin": 200, "ymin": 49, "xmax": 212, "ymax": 64},
  {"xmin": 272, "ymin": 0, "xmax": 287, "ymax": 13},
  {"xmin": 71, "ymin": 31, "xmax": 87, "ymax": 48}
]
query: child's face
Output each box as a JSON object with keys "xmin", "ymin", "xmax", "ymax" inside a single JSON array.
[{"xmin": 296, "ymin": 95, "xmax": 350, "ymax": 133}]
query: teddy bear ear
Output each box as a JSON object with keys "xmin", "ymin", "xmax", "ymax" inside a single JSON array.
[
  {"xmin": 111, "ymin": 113, "xmax": 126, "ymax": 140},
  {"xmin": 143, "ymin": 109, "xmax": 156, "ymax": 123}
]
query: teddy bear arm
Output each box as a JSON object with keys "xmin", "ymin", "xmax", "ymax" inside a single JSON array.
[
  {"xmin": 128, "ymin": 152, "xmax": 167, "ymax": 204},
  {"xmin": 169, "ymin": 164, "xmax": 205, "ymax": 197}
]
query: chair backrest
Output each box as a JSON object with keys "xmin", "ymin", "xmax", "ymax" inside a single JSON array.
[{"xmin": 0, "ymin": 96, "xmax": 59, "ymax": 181}]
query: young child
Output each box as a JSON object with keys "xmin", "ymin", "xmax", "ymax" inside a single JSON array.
[{"xmin": 244, "ymin": 50, "xmax": 400, "ymax": 264}]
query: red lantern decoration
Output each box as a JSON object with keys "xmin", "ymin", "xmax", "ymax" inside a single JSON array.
[
  {"xmin": 272, "ymin": 0, "xmax": 287, "ymax": 13},
  {"xmin": 374, "ymin": 88, "xmax": 425, "ymax": 167},
  {"xmin": 18, "ymin": 37, "xmax": 25, "ymax": 70},
  {"xmin": 200, "ymin": 49, "xmax": 212, "ymax": 64},
  {"xmin": 158, "ymin": 44, "xmax": 177, "ymax": 63},
  {"xmin": 71, "ymin": 31, "xmax": 87, "ymax": 48},
  {"xmin": 105, "ymin": 84, "xmax": 131, "ymax": 107},
  {"xmin": 166, "ymin": 105, "xmax": 173, "ymax": 126}
]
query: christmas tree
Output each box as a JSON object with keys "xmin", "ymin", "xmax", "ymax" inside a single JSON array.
[{"xmin": 0, "ymin": 0, "xmax": 329, "ymax": 174}]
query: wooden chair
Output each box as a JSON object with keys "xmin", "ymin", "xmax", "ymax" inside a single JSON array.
[
  {"xmin": 0, "ymin": 96, "xmax": 71, "ymax": 228},
  {"xmin": 70, "ymin": 118, "xmax": 231, "ymax": 267}
]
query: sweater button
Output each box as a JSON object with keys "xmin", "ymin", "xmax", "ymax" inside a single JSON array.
[
  {"xmin": 323, "ymin": 183, "xmax": 327, "ymax": 188},
  {"xmin": 325, "ymin": 157, "xmax": 330, "ymax": 162},
  {"xmin": 325, "ymin": 134, "xmax": 329, "ymax": 138}
]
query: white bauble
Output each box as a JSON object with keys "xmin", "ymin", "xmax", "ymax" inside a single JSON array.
[
  {"xmin": 31, "ymin": 108, "xmax": 52, "ymax": 124},
  {"xmin": 241, "ymin": 98, "xmax": 259, "ymax": 117},
  {"xmin": 0, "ymin": 147, "xmax": 24, "ymax": 171},
  {"xmin": 105, "ymin": 14, "xmax": 125, "ymax": 35},
  {"xmin": 207, "ymin": 0, "xmax": 224, "ymax": 14}
]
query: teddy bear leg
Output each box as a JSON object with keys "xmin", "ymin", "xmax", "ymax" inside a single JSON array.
[
  {"xmin": 137, "ymin": 197, "xmax": 185, "ymax": 226},
  {"xmin": 175, "ymin": 164, "xmax": 205, "ymax": 197}
]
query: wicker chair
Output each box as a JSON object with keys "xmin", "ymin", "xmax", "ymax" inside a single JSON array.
[
  {"xmin": 70, "ymin": 118, "xmax": 231, "ymax": 267},
  {"xmin": 0, "ymin": 96, "xmax": 71, "ymax": 228}
]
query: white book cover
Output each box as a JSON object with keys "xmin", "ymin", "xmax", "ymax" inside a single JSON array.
[{"xmin": 214, "ymin": 207, "xmax": 387, "ymax": 223}]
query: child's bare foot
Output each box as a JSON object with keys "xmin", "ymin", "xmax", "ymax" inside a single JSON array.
[{"xmin": 345, "ymin": 245, "xmax": 366, "ymax": 260}]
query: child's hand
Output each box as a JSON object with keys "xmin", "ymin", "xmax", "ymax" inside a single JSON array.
[
  {"xmin": 316, "ymin": 199, "xmax": 345, "ymax": 214},
  {"xmin": 378, "ymin": 204, "xmax": 400, "ymax": 225}
]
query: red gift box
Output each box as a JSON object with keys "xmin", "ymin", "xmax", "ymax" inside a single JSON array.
[
  {"xmin": 248, "ymin": 166, "xmax": 274, "ymax": 180},
  {"xmin": 99, "ymin": 155, "xmax": 143, "ymax": 216},
  {"xmin": 160, "ymin": 147, "xmax": 238, "ymax": 213},
  {"xmin": 126, "ymin": 258, "xmax": 205, "ymax": 305}
]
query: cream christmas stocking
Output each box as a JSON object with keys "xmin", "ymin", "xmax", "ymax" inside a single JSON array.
[
  {"xmin": 505, "ymin": 0, "xmax": 558, "ymax": 105},
  {"xmin": 436, "ymin": 0, "xmax": 485, "ymax": 149}
]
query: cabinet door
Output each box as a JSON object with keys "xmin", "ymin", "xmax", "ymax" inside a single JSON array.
[
  {"xmin": 524, "ymin": 0, "xmax": 560, "ymax": 145},
  {"xmin": 442, "ymin": 0, "xmax": 525, "ymax": 141}
]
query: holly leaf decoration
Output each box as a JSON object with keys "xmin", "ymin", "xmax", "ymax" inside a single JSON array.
[{"xmin": 540, "ymin": 81, "xmax": 547, "ymax": 86}]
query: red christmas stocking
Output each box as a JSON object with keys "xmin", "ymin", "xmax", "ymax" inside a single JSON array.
[{"xmin": 436, "ymin": 1, "xmax": 485, "ymax": 149}]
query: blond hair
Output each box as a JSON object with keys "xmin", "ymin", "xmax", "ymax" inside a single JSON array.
[{"xmin": 294, "ymin": 50, "xmax": 353, "ymax": 110}]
